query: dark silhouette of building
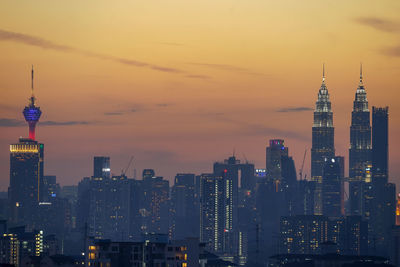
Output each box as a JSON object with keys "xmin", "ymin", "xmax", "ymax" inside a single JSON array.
[
  {"xmin": 170, "ymin": 174, "xmax": 199, "ymax": 240},
  {"xmin": 280, "ymin": 215, "xmax": 368, "ymax": 256},
  {"xmin": 9, "ymin": 138, "xmax": 44, "ymax": 228},
  {"xmin": 266, "ymin": 139, "xmax": 288, "ymax": 181},
  {"xmin": 77, "ymin": 158, "xmax": 131, "ymax": 241},
  {"xmin": 372, "ymin": 107, "xmax": 389, "ymax": 184},
  {"xmin": 322, "ymin": 158, "xmax": 342, "ymax": 217},
  {"xmin": 269, "ymin": 254, "xmax": 391, "ymax": 267},
  {"xmin": 141, "ymin": 170, "xmax": 170, "ymax": 235},
  {"xmin": 86, "ymin": 236, "xmax": 201, "ymax": 267},
  {"xmin": 349, "ymin": 66, "xmax": 372, "ymax": 217},
  {"xmin": 369, "ymin": 107, "xmax": 396, "ymax": 257},
  {"xmin": 311, "ymin": 66, "xmax": 335, "ymax": 215},
  {"xmin": 8, "ymin": 68, "xmax": 44, "ymax": 228},
  {"xmin": 93, "ymin": 156, "xmax": 110, "ymax": 179}
]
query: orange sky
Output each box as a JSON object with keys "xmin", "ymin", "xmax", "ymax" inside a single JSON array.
[{"xmin": 0, "ymin": 0, "xmax": 400, "ymax": 190}]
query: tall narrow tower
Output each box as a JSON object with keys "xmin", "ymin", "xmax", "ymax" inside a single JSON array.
[
  {"xmin": 311, "ymin": 65, "xmax": 335, "ymax": 214},
  {"xmin": 349, "ymin": 65, "xmax": 371, "ymax": 215},
  {"xmin": 311, "ymin": 65, "xmax": 335, "ymax": 180},
  {"xmin": 23, "ymin": 66, "xmax": 42, "ymax": 140},
  {"xmin": 9, "ymin": 67, "xmax": 44, "ymax": 227}
]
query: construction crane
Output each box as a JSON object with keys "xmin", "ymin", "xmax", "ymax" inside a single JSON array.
[
  {"xmin": 299, "ymin": 148, "xmax": 307, "ymax": 180},
  {"xmin": 121, "ymin": 156, "xmax": 134, "ymax": 177}
]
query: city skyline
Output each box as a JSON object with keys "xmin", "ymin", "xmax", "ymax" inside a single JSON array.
[{"xmin": 1, "ymin": 0, "xmax": 400, "ymax": 190}]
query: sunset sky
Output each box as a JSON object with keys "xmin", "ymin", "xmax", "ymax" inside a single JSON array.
[{"xmin": 1, "ymin": 0, "xmax": 400, "ymax": 190}]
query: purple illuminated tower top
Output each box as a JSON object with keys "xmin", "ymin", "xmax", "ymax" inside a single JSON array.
[{"xmin": 23, "ymin": 66, "xmax": 42, "ymax": 140}]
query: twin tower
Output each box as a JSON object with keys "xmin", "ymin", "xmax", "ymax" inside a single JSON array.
[{"xmin": 311, "ymin": 64, "xmax": 386, "ymax": 215}]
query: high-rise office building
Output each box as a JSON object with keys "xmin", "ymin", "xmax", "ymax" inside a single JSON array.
[
  {"xmin": 349, "ymin": 67, "xmax": 372, "ymax": 216},
  {"xmin": 142, "ymin": 171, "xmax": 170, "ymax": 235},
  {"xmin": 213, "ymin": 155, "xmax": 254, "ymax": 263},
  {"xmin": 328, "ymin": 216, "xmax": 368, "ymax": 255},
  {"xmin": 280, "ymin": 215, "xmax": 329, "ymax": 254},
  {"xmin": 322, "ymin": 158, "xmax": 342, "ymax": 217},
  {"xmin": 349, "ymin": 66, "xmax": 371, "ymax": 179},
  {"xmin": 93, "ymin": 156, "xmax": 111, "ymax": 179},
  {"xmin": 311, "ymin": 66, "xmax": 335, "ymax": 214},
  {"xmin": 9, "ymin": 68, "xmax": 44, "ymax": 227},
  {"xmin": 372, "ymin": 107, "xmax": 389, "ymax": 183},
  {"xmin": 9, "ymin": 139, "xmax": 44, "ymax": 227},
  {"xmin": 266, "ymin": 139, "xmax": 288, "ymax": 181},
  {"xmin": 369, "ymin": 106, "xmax": 396, "ymax": 257},
  {"xmin": 170, "ymin": 173, "xmax": 198, "ymax": 240},
  {"xmin": 77, "ymin": 174, "xmax": 131, "ymax": 241},
  {"xmin": 199, "ymin": 174, "xmax": 224, "ymax": 253}
]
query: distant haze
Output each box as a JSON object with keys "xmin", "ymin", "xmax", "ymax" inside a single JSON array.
[{"xmin": 0, "ymin": 0, "xmax": 399, "ymax": 189}]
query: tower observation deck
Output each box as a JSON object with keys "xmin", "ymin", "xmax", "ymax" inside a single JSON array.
[{"xmin": 23, "ymin": 66, "xmax": 42, "ymax": 140}]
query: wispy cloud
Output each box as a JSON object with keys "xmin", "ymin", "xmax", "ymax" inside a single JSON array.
[
  {"xmin": 40, "ymin": 121, "xmax": 91, "ymax": 126},
  {"xmin": 0, "ymin": 118, "xmax": 92, "ymax": 127},
  {"xmin": 187, "ymin": 62, "xmax": 264, "ymax": 76},
  {"xmin": 381, "ymin": 45, "xmax": 400, "ymax": 57},
  {"xmin": 156, "ymin": 103, "xmax": 173, "ymax": 107},
  {"xmin": 0, "ymin": 118, "xmax": 25, "ymax": 127},
  {"xmin": 104, "ymin": 103, "xmax": 173, "ymax": 116},
  {"xmin": 354, "ymin": 17, "xmax": 400, "ymax": 33},
  {"xmin": 0, "ymin": 29, "xmax": 187, "ymax": 74},
  {"xmin": 185, "ymin": 74, "xmax": 212, "ymax": 80},
  {"xmin": 104, "ymin": 112, "xmax": 124, "ymax": 116},
  {"xmin": 239, "ymin": 123, "xmax": 309, "ymax": 141},
  {"xmin": 276, "ymin": 107, "xmax": 313, "ymax": 113},
  {"xmin": 353, "ymin": 17, "xmax": 400, "ymax": 57}
]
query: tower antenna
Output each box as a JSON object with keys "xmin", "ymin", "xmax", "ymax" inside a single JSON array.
[
  {"xmin": 23, "ymin": 66, "xmax": 42, "ymax": 140},
  {"xmin": 359, "ymin": 63, "xmax": 363, "ymax": 84},
  {"xmin": 322, "ymin": 63, "xmax": 325, "ymax": 82},
  {"xmin": 31, "ymin": 65, "xmax": 34, "ymax": 96}
]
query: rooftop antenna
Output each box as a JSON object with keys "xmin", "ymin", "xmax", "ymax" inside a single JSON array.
[{"xmin": 242, "ymin": 152, "xmax": 249, "ymax": 164}]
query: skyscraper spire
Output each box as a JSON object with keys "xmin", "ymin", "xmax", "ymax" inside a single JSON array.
[
  {"xmin": 312, "ymin": 64, "xmax": 335, "ymax": 215},
  {"xmin": 359, "ymin": 63, "xmax": 363, "ymax": 86}
]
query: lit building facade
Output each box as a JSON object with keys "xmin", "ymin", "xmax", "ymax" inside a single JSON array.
[
  {"xmin": 349, "ymin": 67, "xmax": 372, "ymax": 216},
  {"xmin": 311, "ymin": 67, "xmax": 335, "ymax": 215},
  {"xmin": 142, "ymin": 173, "xmax": 170, "ymax": 235},
  {"xmin": 213, "ymin": 156, "xmax": 254, "ymax": 264},
  {"xmin": 199, "ymin": 174, "xmax": 224, "ymax": 254},
  {"xmin": 280, "ymin": 215, "xmax": 329, "ymax": 254}
]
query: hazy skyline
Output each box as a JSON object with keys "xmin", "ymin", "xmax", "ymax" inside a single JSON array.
[{"xmin": 1, "ymin": 0, "xmax": 400, "ymax": 190}]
